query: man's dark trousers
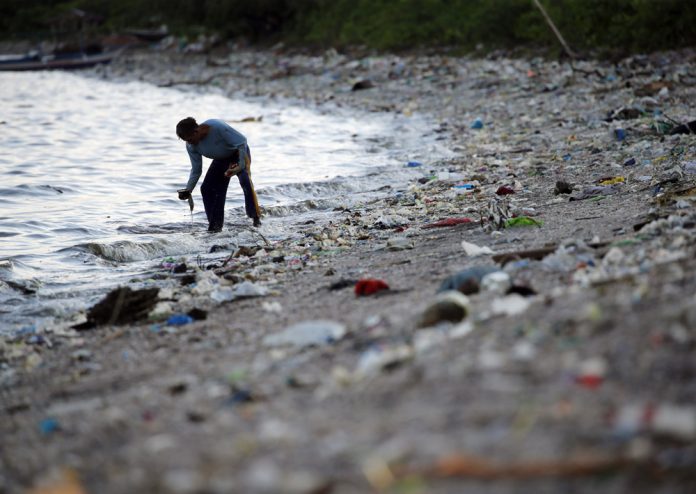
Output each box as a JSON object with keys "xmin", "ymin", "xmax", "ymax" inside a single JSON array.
[{"xmin": 201, "ymin": 147, "xmax": 259, "ymax": 230}]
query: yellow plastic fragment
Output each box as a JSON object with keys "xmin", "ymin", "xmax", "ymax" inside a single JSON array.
[
  {"xmin": 28, "ymin": 468, "xmax": 86, "ymax": 494},
  {"xmin": 599, "ymin": 176, "xmax": 625, "ymax": 186}
]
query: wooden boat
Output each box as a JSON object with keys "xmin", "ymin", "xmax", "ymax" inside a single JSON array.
[{"xmin": 0, "ymin": 48, "xmax": 122, "ymax": 71}]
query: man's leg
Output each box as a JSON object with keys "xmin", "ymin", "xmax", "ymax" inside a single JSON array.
[
  {"xmin": 237, "ymin": 170, "xmax": 261, "ymax": 224},
  {"xmin": 201, "ymin": 159, "xmax": 231, "ymax": 231},
  {"xmin": 237, "ymin": 145, "xmax": 262, "ymax": 225}
]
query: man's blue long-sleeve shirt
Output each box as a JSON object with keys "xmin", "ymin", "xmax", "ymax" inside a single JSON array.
[{"xmin": 184, "ymin": 119, "xmax": 248, "ymax": 191}]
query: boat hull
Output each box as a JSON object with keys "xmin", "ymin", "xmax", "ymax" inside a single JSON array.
[{"xmin": 0, "ymin": 50, "xmax": 122, "ymax": 71}]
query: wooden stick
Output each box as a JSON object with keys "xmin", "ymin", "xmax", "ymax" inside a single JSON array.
[
  {"xmin": 158, "ymin": 71, "xmax": 235, "ymax": 87},
  {"xmin": 532, "ymin": 0, "xmax": 576, "ymax": 59},
  {"xmin": 430, "ymin": 453, "xmax": 630, "ymax": 479}
]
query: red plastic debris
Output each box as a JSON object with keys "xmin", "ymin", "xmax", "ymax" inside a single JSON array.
[
  {"xmin": 422, "ymin": 217, "xmax": 473, "ymax": 229},
  {"xmin": 576, "ymin": 374, "xmax": 603, "ymax": 389},
  {"xmin": 355, "ymin": 279, "xmax": 390, "ymax": 296},
  {"xmin": 496, "ymin": 185, "xmax": 516, "ymax": 195}
]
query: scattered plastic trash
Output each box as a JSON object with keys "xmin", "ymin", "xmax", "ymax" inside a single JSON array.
[
  {"xmin": 454, "ymin": 184, "xmax": 476, "ymax": 190},
  {"xmin": 670, "ymin": 119, "xmax": 696, "ymax": 135},
  {"xmin": 606, "ymin": 107, "xmax": 642, "ymax": 121},
  {"xmin": 286, "ymin": 257, "xmax": 304, "ymax": 270},
  {"xmin": 12, "ymin": 325, "xmax": 37, "ymax": 338},
  {"xmin": 263, "ymin": 320, "xmax": 346, "ymax": 348},
  {"xmin": 71, "ymin": 349, "xmax": 92, "ymax": 361},
  {"xmin": 166, "ymin": 314, "xmax": 194, "ymax": 326},
  {"xmin": 405, "ymin": 161, "xmax": 423, "ymax": 167},
  {"xmin": 210, "ymin": 287, "xmax": 236, "ymax": 303},
  {"xmin": 226, "ymin": 389, "xmax": 254, "ymax": 406},
  {"xmin": 374, "ymin": 214, "xmax": 409, "ymax": 229},
  {"xmin": 355, "ymin": 279, "xmax": 390, "ymax": 296},
  {"xmin": 575, "ymin": 358, "xmax": 607, "ymax": 389},
  {"xmin": 328, "ymin": 279, "xmax": 357, "ymax": 291},
  {"xmin": 160, "ymin": 257, "xmax": 178, "ymax": 269},
  {"xmin": 40, "ymin": 418, "xmax": 60, "ymax": 435},
  {"xmin": 613, "ymin": 404, "xmax": 696, "ymax": 441},
  {"xmin": 188, "ymin": 308, "xmax": 207, "ymax": 320},
  {"xmin": 352, "ymin": 79, "xmax": 375, "ymax": 91},
  {"xmin": 504, "ymin": 217, "xmax": 542, "ymax": 228},
  {"xmin": 356, "ymin": 344, "xmax": 413, "ymax": 376},
  {"xmin": 192, "ymin": 270, "xmax": 221, "ymax": 296},
  {"xmin": 232, "ymin": 281, "xmax": 269, "ymax": 298},
  {"xmin": 439, "ymin": 266, "xmax": 500, "ymax": 294},
  {"xmin": 419, "ymin": 291, "xmax": 471, "ymax": 327},
  {"xmin": 493, "ymin": 246, "xmax": 557, "ymax": 266},
  {"xmin": 387, "ymin": 237, "xmax": 414, "ymax": 251},
  {"xmin": 614, "ymin": 128, "xmax": 626, "ymax": 141},
  {"xmin": 471, "ymin": 118, "xmax": 484, "ymax": 129},
  {"xmin": 652, "ymin": 405, "xmax": 696, "ymax": 440},
  {"xmin": 480, "ymin": 271, "xmax": 511, "ymax": 295},
  {"xmin": 489, "ymin": 294, "xmax": 531, "ymax": 317},
  {"xmin": 261, "ymin": 301, "xmax": 283, "ymax": 313},
  {"xmin": 570, "ymin": 185, "xmax": 620, "ymax": 201},
  {"xmin": 495, "ymin": 185, "xmax": 515, "ymax": 195},
  {"xmin": 461, "ymin": 240, "xmax": 494, "ymax": 256},
  {"xmin": 554, "ymin": 180, "xmax": 573, "ymax": 195},
  {"xmin": 422, "ymin": 217, "xmax": 474, "ymax": 229},
  {"xmin": 211, "ymin": 281, "xmax": 268, "ymax": 302},
  {"xmin": 598, "ymin": 176, "xmax": 626, "ymax": 186},
  {"xmin": 683, "ymin": 161, "xmax": 696, "ymax": 174},
  {"xmin": 28, "ymin": 468, "xmax": 86, "ymax": 494}
]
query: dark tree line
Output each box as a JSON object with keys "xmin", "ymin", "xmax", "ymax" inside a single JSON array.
[{"xmin": 2, "ymin": 0, "xmax": 694, "ymax": 55}]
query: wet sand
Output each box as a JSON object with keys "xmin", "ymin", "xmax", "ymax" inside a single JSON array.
[{"xmin": 2, "ymin": 46, "xmax": 696, "ymax": 493}]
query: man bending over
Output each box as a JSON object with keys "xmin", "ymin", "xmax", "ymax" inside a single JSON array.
[{"xmin": 176, "ymin": 117, "xmax": 261, "ymax": 231}]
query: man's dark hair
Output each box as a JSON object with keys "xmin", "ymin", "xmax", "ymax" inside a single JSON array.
[{"xmin": 176, "ymin": 117, "xmax": 198, "ymax": 139}]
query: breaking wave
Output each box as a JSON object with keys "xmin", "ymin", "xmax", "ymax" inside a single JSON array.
[
  {"xmin": 263, "ymin": 199, "xmax": 339, "ymax": 217},
  {"xmin": 74, "ymin": 236, "xmax": 204, "ymax": 262}
]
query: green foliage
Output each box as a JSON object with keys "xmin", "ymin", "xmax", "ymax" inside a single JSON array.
[
  {"xmin": 1, "ymin": 0, "xmax": 695, "ymax": 55},
  {"xmin": 295, "ymin": 0, "xmax": 696, "ymax": 53}
]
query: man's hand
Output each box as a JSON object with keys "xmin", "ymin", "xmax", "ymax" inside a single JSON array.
[
  {"xmin": 224, "ymin": 164, "xmax": 242, "ymax": 178},
  {"xmin": 177, "ymin": 189, "xmax": 192, "ymax": 200}
]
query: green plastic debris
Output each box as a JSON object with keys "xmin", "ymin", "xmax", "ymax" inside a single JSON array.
[
  {"xmin": 504, "ymin": 216, "xmax": 543, "ymax": 228},
  {"xmin": 651, "ymin": 121, "xmax": 674, "ymax": 135},
  {"xmin": 226, "ymin": 369, "xmax": 247, "ymax": 385},
  {"xmin": 611, "ymin": 239, "xmax": 641, "ymax": 247}
]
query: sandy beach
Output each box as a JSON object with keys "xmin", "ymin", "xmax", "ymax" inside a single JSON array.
[{"xmin": 2, "ymin": 44, "xmax": 696, "ymax": 493}]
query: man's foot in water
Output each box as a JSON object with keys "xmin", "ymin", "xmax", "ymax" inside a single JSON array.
[
  {"xmin": 253, "ymin": 217, "xmax": 262, "ymax": 228},
  {"xmin": 207, "ymin": 225, "xmax": 223, "ymax": 233}
]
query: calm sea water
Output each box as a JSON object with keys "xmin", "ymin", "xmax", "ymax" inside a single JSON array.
[{"xmin": 0, "ymin": 71, "xmax": 445, "ymax": 333}]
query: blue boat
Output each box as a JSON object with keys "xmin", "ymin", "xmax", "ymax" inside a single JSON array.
[
  {"xmin": 0, "ymin": 7, "xmax": 124, "ymax": 72},
  {"xmin": 0, "ymin": 48, "xmax": 122, "ymax": 71}
]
